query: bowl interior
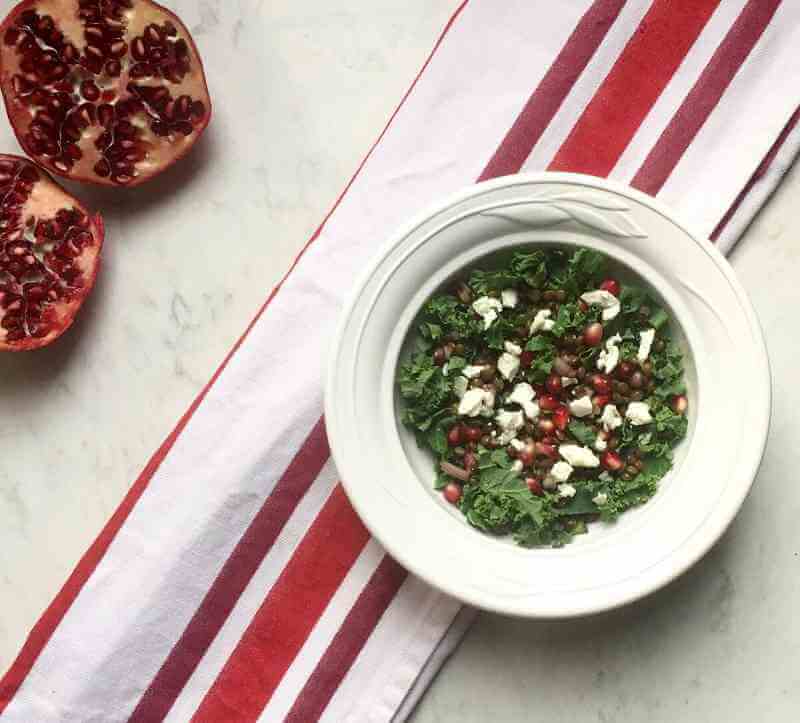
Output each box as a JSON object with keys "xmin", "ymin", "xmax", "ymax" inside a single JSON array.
[
  {"xmin": 394, "ymin": 240, "xmax": 699, "ymax": 550},
  {"xmin": 327, "ymin": 173, "xmax": 769, "ymax": 616}
]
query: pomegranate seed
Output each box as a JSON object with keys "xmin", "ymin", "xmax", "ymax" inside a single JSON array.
[
  {"xmin": 519, "ymin": 448, "xmax": 535, "ymax": 467},
  {"xmin": 173, "ymin": 121, "xmax": 194, "ymax": 136},
  {"xmin": 583, "ymin": 322, "xmax": 604, "ymax": 347},
  {"xmin": 616, "ymin": 361, "xmax": 635, "ymax": 379},
  {"xmin": 519, "ymin": 350, "xmax": 534, "ymax": 368},
  {"xmin": 601, "ymin": 451, "xmax": 624, "ymax": 472},
  {"xmin": 105, "ymin": 59, "xmax": 122, "ymax": 77},
  {"xmin": 443, "ymin": 483, "xmax": 462, "ymax": 504},
  {"xmin": 591, "ymin": 374, "xmax": 612, "ymax": 395},
  {"xmin": 593, "ymin": 394, "xmax": 610, "ymax": 409},
  {"xmin": 579, "ymin": 300, "xmax": 589, "ymax": 313},
  {"xmin": 447, "ymin": 425, "xmax": 463, "ymax": 446},
  {"xmin": 94, "ymin": 159, "xmax": 111, "ymax": 177},
  {"xmin": 552, "ymin": 406, "xmax": 570, "ymax": 431},
  {"xmin": 538, "ymin": 394, "xmax": 560, "ymax": 411},
  {"xmin": 526, "ymin": 477, "xmax": 544, "ymax": 496},
  {"xmin": 599, "ymin": 278, "xmax": 621, "ymax": 296},
  {"xmin": 537, "ymin": 418, "xmax": 555, "ymax": 435},
  {"xmin": 62, "ymin": 44, "xmax": 79, "ymax": 64},
  {"xmin": 545, "ymin": 374, "xmax": 562, "ymax": 395},
  {"xmin": 0, "ymin": 154, "xmax": 102, "ymax": 350},
  {"xmin": 535, "ymin": 442, "xmax": 559, "ymax": 460},
  {"xmin": 85, "ymin": 45, "xmax": 104, "ymax": 62},
  {"xmin": 109, "ymin": 41, "xmax": 128, "ymax": 57},
  {"xmin": 672, "ymin": 395, "xmax": 688, "ymax": 415},
  {"xmin": 464, "ymin": 426, "xmax": 483, "ymax": 443}
]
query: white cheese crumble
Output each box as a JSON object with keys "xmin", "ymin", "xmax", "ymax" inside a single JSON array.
[
  {"xmin": 558, "ymin": 483, "xmax": 577, "ymax": 499},
  {"xmin": 597, "ymin": 333, "xmax": 622, "ymax": 374},
  {"xmin": 480, "ymin": 387, "xmax": 496, "ymax": 417},
  {"xmin": 592, "ymin": 492, "xmax": 608, "ymax": 506},
  {"xmin": 453, "ymin": 376, "xmax": 469, "ymax": 399},
  {"xmin": 509, "ymin": 438, "xmax": 526, "ymax": 451},
  {"xmin": 594, "ymin": 434, "xmax": 608, "ymax": 452},
  {"xmin": 508, "ymin": 382, "xmax": 539, "ymax": 420},
  {"xmin": 501, "ymin": 288, "xmax": 519, "ymax": 308},
  {"xmin": 559, "ymin": 444, "xmax": 600, "ymax": 468},
  {"xmin": 441, "ymin": 362, "xmax": 449, "ymax": 377},
  {"xmin": 458, "ymin": 388, "xmax": 492, "ymax": 417},
  {"xmin": 462, "ymin": 364, "xmax": 485, "ymax": 379},
  {"xmin": 568, "ymin": 395, "xmax": 593, "ymax": 418},
  {"xmin": 504, "ymin": 340, "xmax": 523, "ymax": 356},
  {"xmin": 472, "ymin": 296, "xmax": 503, "ymax": 330},
  {"xmin": 495, "ymin": 409, "xmax": 525, "ymax": 444},
  {"xmin": 530, "ymin": 309, "xmax": 555, "ymax": 334},
  {"xmin": 581, "ymin": 289, "xmax": 621, "ymax": 321},
  {"xmin": 511, "ymin": 459, "xmax": 524, "ymax": 474},
  {"xmin": 551, "ymin": 461, "xmax": 573, "ymax": 483},
  {"xmin": 637, "ymin": 328, "xmax": 656, "ymax": 363},
  {"xmin": 626, "ymin": 401, "xmax": 653, "ymax": 426},
  {"xmin": 600, "ymin": 403, "xmax": 623, "ymax": 432},
  {"xmin": 497, "ymin": 352, "xmax": 520, "ymax": 381}
]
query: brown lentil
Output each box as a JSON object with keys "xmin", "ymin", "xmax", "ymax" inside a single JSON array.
[{"xmin": 480, "ymin": 365, "xmax": 496, "ymax": 383}]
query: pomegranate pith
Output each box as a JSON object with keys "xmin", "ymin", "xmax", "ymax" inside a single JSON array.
[
  {"xmin": 0, "ymin": 154, "xmax": 103, "ymax": 351},
  {"xmin": 0, "ymin": 0, "xmax": 212, "ymax": 187}
]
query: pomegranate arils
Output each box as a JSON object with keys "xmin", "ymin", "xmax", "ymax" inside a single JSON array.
[
  {"xmin": 583, "ymin": 322, "xmax": 604, "ymax": 347},
  {"xmin": 447, "ymin": 425, "xmax": 463, "ymax": 446},
  {"xmin": 535, "ymin": 442, "xmax": 559, "ymax": 460},
  {"xmin": 601, "ymin": 451, "xmax": 624, "ymax": 472},
  {"xmin": 591, "ymin": 374, "xmax": 612, "ymax": 395},
  {"xmin": 526, "ymin": 477, "xmax": 544, "ymax": 496},
  {"xmin": 0, "ymin": 0, "xmax": 212, "ymax": 186},
  {"xmin": 552, "ymin": 406, "xmax": 570, "ymax": 431},
  {"xmin": 672, "ymin": 394, "xmax": 689, "ymax": 415},
  {"xmin": 538, "ymin": 394, "xmax": 560, "ymax": 411},
  {"xmin": 545, "ymin": 373, "xmax": 562, "ymax": 395},
  {"xmin": 616, "ymin": 361, "xmax": 635, "ymax": 379},
  {"xmin": 443, "ymin": 483, "xmax": 462, "ymax": 505},
  {"xmin": 0, "ymin": 155, "xmax": 103, "ymax": 350}
]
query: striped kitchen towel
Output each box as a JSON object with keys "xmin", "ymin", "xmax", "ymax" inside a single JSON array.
[{"xmin": 2, "ymin": 0, "xmax": 798, "ymax": 720}]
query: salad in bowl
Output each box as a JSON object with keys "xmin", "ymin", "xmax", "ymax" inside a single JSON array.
[{"xmin": 397, "ymin": 247, "xmax": 689, "ymax": 548}]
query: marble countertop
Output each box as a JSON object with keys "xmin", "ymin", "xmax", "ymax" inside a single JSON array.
[{"xmin": 1, "ymin": 1, "xmax": 797, "ymax": 721}]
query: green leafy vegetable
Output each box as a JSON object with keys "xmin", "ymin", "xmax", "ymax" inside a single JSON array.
[
  {"xmin": 419, "ymin": 296, "xmax": 480, "ymax": 341},
  {"xmin": 568, "ymin": 420, "xmax": 597, "ymax": 446},
  {"xmin": 396, "ymin": 247, "xmax": 688, "ymax": 548},
  {"xmin": 397, "ymin": 351, "xmax": 452, "ymax": 432}
]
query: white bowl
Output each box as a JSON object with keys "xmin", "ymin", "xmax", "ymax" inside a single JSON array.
[{"xmin": 325, "ymin": 173, "xmax": 770, "ymax": 618}]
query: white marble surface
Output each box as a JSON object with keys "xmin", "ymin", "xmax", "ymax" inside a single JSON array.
[{"xmin": 1, "ymin": 1, "xmax": 799, "ymax": 721}]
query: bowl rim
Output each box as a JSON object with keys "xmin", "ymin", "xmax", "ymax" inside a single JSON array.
[{"xmin": 325, "ymin": 171, "xmax": 771, "ymax": 617}]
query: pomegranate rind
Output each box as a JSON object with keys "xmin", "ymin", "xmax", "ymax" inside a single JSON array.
[
  {"xmin": 0, "ymin": 0, "xmax": 212, "ymax": 188},
  {"xmin": 0, "ymin": 154, "xmax": 104, "ymax": 351}
]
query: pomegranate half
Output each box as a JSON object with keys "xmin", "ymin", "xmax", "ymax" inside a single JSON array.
[
  {"xmin": 0, "ymin": 0, "xmax": 211, "ymax": 187},
  {"xmin": 0, "ymin": 154, "xmax": 103, "ymax": 351}
]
